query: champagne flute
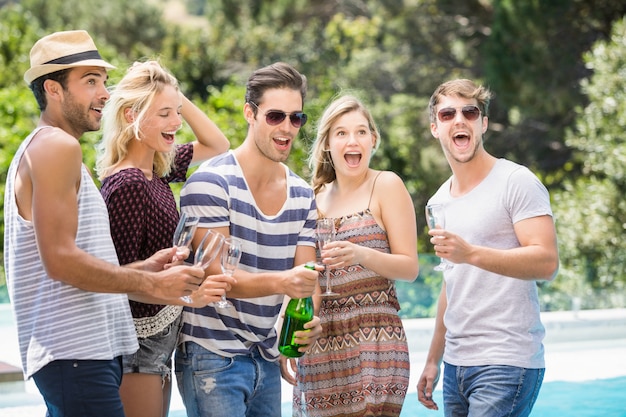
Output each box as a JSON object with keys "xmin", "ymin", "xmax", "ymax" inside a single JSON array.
[
  {"xmin": 180, "ymin": 230, "xmax": 225, "ymax": 304},
  {"xmin": 211, "ymin": 237, "xmax": 243, "ymax": 308},
  {"xmin": 425, "ymin": 204, "xmax": 454, "ymax": 271},
  {"xmin": 316, "ymin": 218, "xmax": 338, "ymax": 296},
  {"xmin": 172, "ymin": 212, "xmax": 199, "ymax": 262}
]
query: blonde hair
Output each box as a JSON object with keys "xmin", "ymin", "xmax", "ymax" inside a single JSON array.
[
  {"xmin": 308, "ymin": 94, "xmax": 380, "ymax": 194},
  {"xmin": 96, "ymin": 60, "xmax": 180, "ymax": 180}
]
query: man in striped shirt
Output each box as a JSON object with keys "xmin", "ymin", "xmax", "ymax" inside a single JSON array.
[
  {"xmin": 176, "ymin": 62, "xmax": 322, "ymax": 417},
  {"xmin": 4, "ymin": 30, "xmax": 205, "ymax": 416}
]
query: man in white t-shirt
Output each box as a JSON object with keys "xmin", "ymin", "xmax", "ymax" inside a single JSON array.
[{"xmin": 417, "ymin": 79, "xmax": 559, "ymax": 417}]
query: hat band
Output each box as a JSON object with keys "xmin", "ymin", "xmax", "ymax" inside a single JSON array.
[{"xmin": 44, "ymin": 50, "xmax": 103, "ymax": 65}]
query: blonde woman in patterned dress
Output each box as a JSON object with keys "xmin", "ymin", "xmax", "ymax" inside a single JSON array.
[{"xmin": 292, "ymin": 94, "xmax": 419, "ymax": 416}]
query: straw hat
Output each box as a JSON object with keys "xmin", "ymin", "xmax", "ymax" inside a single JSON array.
[{"xmin": 24, "ymin": 30, "xmax": 115, "ymax": 85}]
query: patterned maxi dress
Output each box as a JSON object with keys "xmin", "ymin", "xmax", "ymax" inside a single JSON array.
[{"xmin": 294, "ymin": 210, "xmax": 410, "ymax": 417}]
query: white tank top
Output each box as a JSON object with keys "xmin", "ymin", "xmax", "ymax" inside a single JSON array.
[{"xmin": 3, "ymin": 127, "xmax": 138, "ymax": 379}]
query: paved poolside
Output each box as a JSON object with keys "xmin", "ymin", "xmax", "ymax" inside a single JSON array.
[{"xmin": 1, "ymin": 305, "xmax": 625, "ymax": 416}]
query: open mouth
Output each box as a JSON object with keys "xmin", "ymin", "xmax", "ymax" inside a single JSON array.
[
  {"xmin": 344, "ymin": 152, "xmax": 362, "ymax": 167},
  {"xmin": 162, "ymin": 131, "xmax": 176, "ymax": 143},
  {"xmin": 273, "ymin": 136, "xmax": 291, "ymax": 149},
  {"xmin": 452, "ymin": 132, "xmax": 470, "ymax": 148}
]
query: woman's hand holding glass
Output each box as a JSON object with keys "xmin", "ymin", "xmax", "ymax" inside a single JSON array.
[
  {"xmin": 185, "ymin": 272, "xmax": 237, "ymax": 307},
  {"xmin": 172, "ymin": 212, "xmax": 199, "ymax": 262},
  {"xmin": 180, "ymin": 229, "xmax": 225, "ymax": 304}
]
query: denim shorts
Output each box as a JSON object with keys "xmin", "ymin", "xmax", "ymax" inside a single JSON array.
[
  {"xmin": 122, "ymin": 313, "xmax": 182, "ymax": 380},
  {"xmin": 443, "ymin": 362, "xmax": 544, "ymax": 417}
]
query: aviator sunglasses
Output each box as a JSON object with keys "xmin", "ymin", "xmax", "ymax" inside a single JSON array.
[
  {"xmin": 249, "ymin": 101, "xmax": 308, "ymax": 128},
  {"xmin": 437, "ymin": 105, "xmax": 481, "ymax": 123}
]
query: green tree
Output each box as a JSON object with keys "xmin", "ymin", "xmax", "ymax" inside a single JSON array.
[
  {"xmin": 3, "ymin": 0, "xmax": 626, "ymax": 313},
  {"xmin": 483, "ymin": 0, "xmax": 626, "ymax": 181},
  {"xmin": 20, "ymin": 0, "xmax": 166, "ymax": 59},
  {"xmin": 0, "ymin": 3, "xmax": 42, "ymax": 89},
  {"xmin": 548, "ymin": 17, "xmax": 626, "ymax": 310}
]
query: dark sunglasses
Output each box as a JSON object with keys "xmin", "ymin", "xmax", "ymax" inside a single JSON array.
[
  {"xmin": 437, "ymin": 105, "xmax": 481, "ymax": 123},
  {"xmin": 249, "ymin": 101, "xmax": 308, "ymax": 128}
]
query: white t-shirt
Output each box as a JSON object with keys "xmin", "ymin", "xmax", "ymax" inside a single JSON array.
[{"xmin": 429, "ymin": 158, "xmax": 553, "ymax": 369}]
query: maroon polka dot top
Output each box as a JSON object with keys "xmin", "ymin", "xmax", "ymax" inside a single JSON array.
[{"xmin": 100, "ymin": 143, "xmax": 193, "ymax": 318}]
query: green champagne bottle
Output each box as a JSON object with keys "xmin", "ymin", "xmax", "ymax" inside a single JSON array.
[{"xmin": 278, "ymin": 262, "xmax": 315, "ymax": 358}]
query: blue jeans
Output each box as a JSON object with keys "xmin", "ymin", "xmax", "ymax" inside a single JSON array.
[
  {"xmin": 443, "ymin": 362, "xmax": 544, "ymax": 417},
  {"xmin": 175, "ymin": 342, "xmax": 282, "ymax": 417},
  {"xmin": 32, "ymin": 358, "xmax": 125, "ymax": 417}
]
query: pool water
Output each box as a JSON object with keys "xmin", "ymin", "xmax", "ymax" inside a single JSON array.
[
  {"xmin": 167, "ymin": 376, "xmax": 626, "ymax": 417},
  {"xmin": 532, "ymin": 376, "xmax": 626, "ymax": 416},
  {"xmin": 275, "ymin": 376, "xmax": 626, "ymax": 416}
]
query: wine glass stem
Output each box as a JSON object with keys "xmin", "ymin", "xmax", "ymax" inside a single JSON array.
[
  {"xmin": 325, "ymin": 267, "xmax": 332, "ymax": 294},
  {"xmin": 221, "ymin": 271, "xmax": 234, "ymax": 302}
]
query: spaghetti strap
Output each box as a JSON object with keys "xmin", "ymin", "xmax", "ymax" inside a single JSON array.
[{"xmin": 367, "ymin": 171, "xmax": 383, "ymax": 210}]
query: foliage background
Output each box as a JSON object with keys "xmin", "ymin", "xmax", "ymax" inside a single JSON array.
[{"xmin": 1, "ymin": 0, "xmax": 625, "ymax": 315}]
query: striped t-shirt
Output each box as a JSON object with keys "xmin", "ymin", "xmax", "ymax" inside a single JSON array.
[
  {"xmin": 3, "ymin": 127, "xmax": 138, "ymax": 379},
  {"xmin": 179, "ymin": 150, "xmax": 317, "ymax": 361}
]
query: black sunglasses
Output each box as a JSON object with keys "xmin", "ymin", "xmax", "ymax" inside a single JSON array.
[
  {"xmin": 437, "ymin": 105, "xmax": 481, "ymax": 123},
  {"xmin": 249, "ymin": 101, "xmax": 308, "ymax": 128}
]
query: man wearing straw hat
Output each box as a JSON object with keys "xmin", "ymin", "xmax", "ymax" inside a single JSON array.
[{"xmin": 3, "ymin": 30, "xmax": 205, "ymax": 416}]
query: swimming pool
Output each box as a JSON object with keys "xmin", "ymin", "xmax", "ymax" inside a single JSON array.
[
  {"xmin": 274, "ymin": 376, "xmax": 626, "ymax": 417},
  {"xmin": 1, "ymin": 306, "xmax": 625, "ymax": 416}
]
